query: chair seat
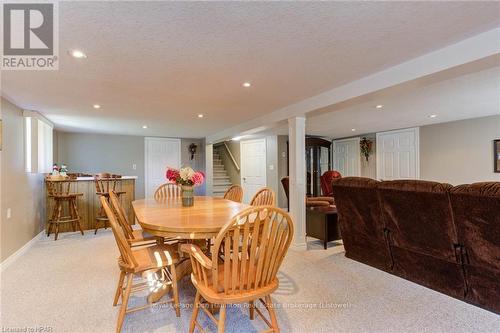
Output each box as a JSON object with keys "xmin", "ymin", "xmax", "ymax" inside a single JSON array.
[
  {"xmin": 306, "ymin": 200, "xmax": 330, "ymax": 207},
  {"xmin": 129, "ymin": 229, "xmax": 156, "ymax": 242},
  {"xmin": 123, "ymin": 243, "xmax": 179, "ymax": 273},
  {"xmin": 307, "ymin": 196, "xmax": 334, "ymax": 204},
  {"xmin": 190, "ymin": 264, "xmax": 279, "ymax": 304},
  {"xmin": 50, "ymin": 193, "xmax": 84, "ymax": 199},
  {"xmin": 97, "ymin": 191, "xmax": 126, "ymax": 197}
]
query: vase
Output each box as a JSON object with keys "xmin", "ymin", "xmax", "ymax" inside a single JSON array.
[{"xmin": 181, "ymin": 185, "xmax": 194, "ymax": 207}]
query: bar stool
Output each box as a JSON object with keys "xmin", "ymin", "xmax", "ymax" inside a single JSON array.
[
  {"xmin": 94, "ymin": 173, "xmax": 126, "ymax": 234},
  {"xmin": 46, "ymin": 177, "xmax": 84, "ymax": 241}
]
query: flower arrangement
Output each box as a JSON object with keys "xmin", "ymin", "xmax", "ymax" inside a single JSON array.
[
  {"xmin": 360, "ymin": 137, "xmax": 373, "ymax": 162},
  {"xmin": 166, "ymin": 166, "xmax": 205, "ymax": 186}
]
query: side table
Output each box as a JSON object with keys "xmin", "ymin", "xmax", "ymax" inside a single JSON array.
[{"xmin": 306, "ymin": 205, "xmax": 341, "ymax": 249}]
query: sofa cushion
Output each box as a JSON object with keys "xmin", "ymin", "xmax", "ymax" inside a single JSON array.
[
  {"xmin": 449, "ymin": 182, "xmax": 500, "ymax": 270},
  {"xmin": 390, "ymin": 246, "xmax": 465, "ymax": 299},
  {"xmin": 332, "ymin": 177, "xmax": 386, "ymax": 240},
  {"xmin": 461, "ymin": 264, "xmax": 500, "ymax": 313},
  {"xmin": 332, "ymin": 177, "xmax": 392, "ymax": 270},
  {"xmin": 378, "ymin": 180, "xmax": 457, "ymax": 262}
]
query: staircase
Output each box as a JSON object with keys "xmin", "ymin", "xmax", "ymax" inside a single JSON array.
[{"xmin": 212, "ymin": 147, "xmax": 233, "ymax": 197}]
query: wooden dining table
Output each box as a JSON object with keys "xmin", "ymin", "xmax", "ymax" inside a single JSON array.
[
  {"xmin": 132, "ymin": 196, "xmax": 249, "ymax": 303},
  {"xmin": 133, "ymin": 196, "xmax": 249, "ymax": 239}
]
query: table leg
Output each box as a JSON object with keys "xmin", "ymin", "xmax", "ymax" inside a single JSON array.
[{"xmin": 147, "ymin": 258, "xmax": 192, "ymax": 304}]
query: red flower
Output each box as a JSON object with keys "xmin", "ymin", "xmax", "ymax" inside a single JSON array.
[
  {"xmin": 166, "ymin": 168, "xmax": 180, "ymax": 182},
  {"xmin": 192, "ymin": 171, "xmax": 204, "ymax": 186}
]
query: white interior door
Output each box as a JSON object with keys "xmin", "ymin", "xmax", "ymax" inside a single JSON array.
[
  {"xmin": 145, "ymin": 137, "xmax": 181, "ymax": 197},
  {"xmin": 240, "ymin": 139, "xmax": 267, "ymax": 203},
  {"xmin": 332, "ymin": 138, "xmax": 361, "ymax": 177},
  {"xmin": 376, "ymin": 127, "xmax": 419, "ymax": 180}
]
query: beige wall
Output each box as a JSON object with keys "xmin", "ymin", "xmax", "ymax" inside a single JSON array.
[
  {"xmin": 55, "ymin": 132, "xmax": 206, "ymax": 198},
  {"xmin": 55, "ymin": 131, "xmax": 146, "ymax": 198},
  {"xmin": 180, "ymin": 138, "xmax": 206, "ymax": 195},
  {"xmin": 1, "ymin": 98, "xmax": 45, "ymax": 262},
  {"xmin": 216, "ymin": 141, "xmax": 241, "ymax": 186},
  {"xmin": 420, "ymin": 115, "xmax": 500, "ymax": 185},
  {"xmin": 217, "ymin": 136, "xmax": 283, "ymax": 206},
  {"xmin": 265, "ymin": 136, "xmax": 280, "ymax": 202}
]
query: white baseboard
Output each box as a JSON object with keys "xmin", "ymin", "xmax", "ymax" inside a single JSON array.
[{"xmin": 1, "ymin": 229, "xmax": 45, "ymax": 272}]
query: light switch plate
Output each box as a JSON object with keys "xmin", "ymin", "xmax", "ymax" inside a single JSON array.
[
  {"xmin": 6, "ymin": 208, "xmax": 11, "ymax": 219},
  {"xmin": 132, "ymin": 164, "xmax": 137, "ymax": 170}
]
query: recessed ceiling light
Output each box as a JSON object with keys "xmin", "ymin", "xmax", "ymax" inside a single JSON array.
[
  {"xmin": 429, "ymin": 114, "xmax": 437, "ymax": 118},
  {"xmin": 69, "ymin": 49, "xmax": 87, "ymax": 58},
  {"xmin": 375, "ymin": 104, "xmax": 384, "ymax": 109},
  {"xmin": 197, "ymin": 114, "xmax": 204, "ymax": 118},
  {"xmin": 351, "ymin": 128, "xmax": 356, "ymax": 132},
  {"xmin": 93, "ymin": 104, "xmax": 101, "ymax": 109},
  {"xmin": 242, "ymin": 82, "xmax": 251, "ymax": 88},
  {"xmin": 142, "ymin": 125, "xmax": 148, "ymax": 129}
]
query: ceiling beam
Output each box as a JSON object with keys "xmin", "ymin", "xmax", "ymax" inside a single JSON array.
[{"xmin": 206, "ymin": 27, "xmax": 500, "ymax": 143}]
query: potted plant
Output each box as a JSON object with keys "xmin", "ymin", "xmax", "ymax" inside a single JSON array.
[{"xmin": 166, "ymin": 166, "xmax": 205, "ymax": 207}]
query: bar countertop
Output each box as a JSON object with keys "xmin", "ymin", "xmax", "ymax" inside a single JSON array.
[{"xmin": 73, "ymin": 176, "xmax": 138, "ymax": 181}]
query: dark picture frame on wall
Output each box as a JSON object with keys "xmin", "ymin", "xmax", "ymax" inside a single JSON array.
[{"xmin": 494, "ymin": 140, "xmax": 500, "ymax": 173}]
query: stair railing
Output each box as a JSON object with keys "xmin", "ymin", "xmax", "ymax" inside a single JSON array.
[{"xmin": 219, "ymin": 142, "xmax": 240, "ymax": 172}]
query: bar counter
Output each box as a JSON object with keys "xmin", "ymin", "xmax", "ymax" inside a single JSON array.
[{"xmin": 46, "ymin": 176, "xmax": 136, "ymax": 233}]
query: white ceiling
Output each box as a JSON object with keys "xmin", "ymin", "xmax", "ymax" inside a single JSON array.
[
  {"xmin": 2, "ymin": 1, "xmax": 500, "ymax": 137},
  {"xmin": 307, "ymin": 64, "xmax": 500, "ymax": 138}
]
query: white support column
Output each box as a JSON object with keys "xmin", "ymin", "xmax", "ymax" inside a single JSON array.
[
  {"xmin": 288, "ymin": 117, "xmax": 306, "ymax": 249},
  {"xmin": 205, "ymin": 143, "xmax": 213, "ymax": 196}
]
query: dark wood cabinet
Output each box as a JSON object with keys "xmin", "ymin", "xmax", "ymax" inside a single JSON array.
[
  {"xmin": 306, "ymin": 206, "xmax": 341, "ymax": 249},
  {"xmin": 287, "ymin": 137, "xmax": 332, "ymax": 197},
  {"xmin": 306, "ymin": 137, "xmax": 332, "ymax": 196}
]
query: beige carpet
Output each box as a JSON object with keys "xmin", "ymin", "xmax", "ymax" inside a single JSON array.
[{"xmin": 1, "ymin": 230, "xmax": 499, "ymax": 333}]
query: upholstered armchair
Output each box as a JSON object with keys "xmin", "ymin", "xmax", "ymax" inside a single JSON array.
[
  {"xmin": 320, "ymin": 170, "xmax": 342, "ymax": 197},
  {"xmin": 281, "ymin": 176, "xmax": 335, "ymax": 207}
]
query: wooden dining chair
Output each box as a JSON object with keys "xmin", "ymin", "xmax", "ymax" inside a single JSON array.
[
  {"xmin": 154, "ymin": 182, "xmax": 182, "ymax": 200},
  {"xmin": 223, "ymin": 184, "xmax": 243, "ymax": 203},
  {"xmin": 109, "ymin": 191, "xmax": 156, "ymax": 247},
  {"xmin": 100, "ymin": 196, "xmax": 181, "ymax": 333},
  {"xmin": 250, "ymin": 187, "xmax": 276, "ymax": 206},
  {"xmin": 181, "ymin": 206, "xmax": 294, "ymax": 333}
]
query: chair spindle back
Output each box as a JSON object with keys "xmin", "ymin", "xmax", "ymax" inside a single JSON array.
[
  {"xmin": 45, "ymin": 178, "xmax": 77, "ymax": 196},
  {"xmin": 223, "ymin": 185, "xmax": 243, "ymax": 203},
  {"xmin": 250, "ymin": 187, "xmax": 276, "ymax": 206},
  {"xmin": 190, "ymin": 206, "xmax": 293, "ymax": 295},
  {"xmin": 154, "ymin": 183, "xmax": 182, "ymax": 200},
  {"xmin": 100, "ymin": 196, "xmax": 138, "ymax": 269},
  {"xmin": 109, "ymin": 190, "xmax": 135, "ymax": 239},
  {"xmin": 94, "ymin": 174, "xmax": 121, "ymax": 194}
]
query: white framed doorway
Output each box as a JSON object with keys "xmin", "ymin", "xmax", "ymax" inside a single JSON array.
[
  {"xmin": 240, "ymin": 138, "xmax": 267, "ymax": 203},
  {"xmin": 332, "ymin": 137, "xmax": 361, "ymax": 177},
  {"xmin": 145, "ymin": 137, "xmax": 181, "ymax": 198},
  {"xmin": 376, "ymin": 127, "xmax": 419, "ymax": 180}
]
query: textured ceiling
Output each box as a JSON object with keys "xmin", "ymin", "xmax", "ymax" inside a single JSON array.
[
  {"xmin": 261, "ymin": 64, "xmax": 500, "ymax": 139},
  {"xmin": 2, "ymin": 1, "xmax": 500, "ymax": 137}
]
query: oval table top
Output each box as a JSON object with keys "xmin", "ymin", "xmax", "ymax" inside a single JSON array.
[{"xmin": 132, "ymin": 196, "xmax": 249, "ymax": 239}]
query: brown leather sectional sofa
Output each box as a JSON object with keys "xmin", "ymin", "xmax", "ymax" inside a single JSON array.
[{"xmin": 331, "ymin": 177, "xmax": 500, "ymax": 314}]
